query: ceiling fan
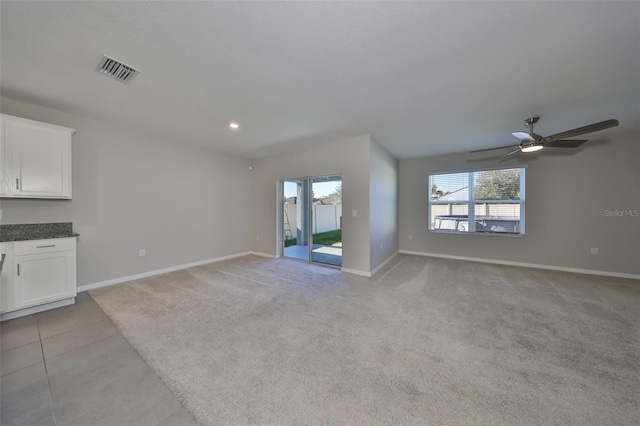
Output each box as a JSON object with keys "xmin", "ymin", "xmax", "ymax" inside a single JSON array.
[{"xmin": 471, "ymin": 117, "xmax": 619, "ymax": 159}]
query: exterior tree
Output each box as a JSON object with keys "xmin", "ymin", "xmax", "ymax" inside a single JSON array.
[
  {"xmin": 474, "ymin": 169, "xmax": 520, "ymax": 200},
  {"xmin": 333, "ymin": 184, "xmax": 342, "ymax": 203},
  {"xmin": 431, "ymin": 184, "xmax": 445, "ymax": 200},
  {"xmin": 321, "ymin": 184, "xmax": 342, "ymax": 203}
]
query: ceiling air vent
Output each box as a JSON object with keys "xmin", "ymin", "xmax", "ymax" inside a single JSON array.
[{"xmin": 95, "ymin": 55, "xmax": 140, "ymax": 84}]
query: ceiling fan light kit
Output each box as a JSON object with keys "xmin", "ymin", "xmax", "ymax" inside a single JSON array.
[
  {"xmin": 471, "ymin": 116, "xmax": 619, "ymax": 159},
  {"xmin": 520, "ymin": 141, "xmax": 543, "ymax": 153}
]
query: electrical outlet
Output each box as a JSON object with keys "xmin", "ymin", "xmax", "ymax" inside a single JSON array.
[
  {"xmin": 408, "ymin": 235, "xmax": 413, "ymax": 240},
  {"xmin": 591, "ymin": 247, "xmax": 598, "ymax": 255},
  {"xmin": 139, "ymin": 249, "xmax": 146, "ymax": 257},
  {"xmin": 256, "ymin": 235, "xmax": 260, "ymax": 241},
  {"xmin": 352, "ymin": 210, "xmax": 357, "ymax": 217}
]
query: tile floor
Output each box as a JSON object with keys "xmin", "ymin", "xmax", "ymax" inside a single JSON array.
[{"xmin": 0, "ymin": 292, "xmax": 197, "ymax": 426}]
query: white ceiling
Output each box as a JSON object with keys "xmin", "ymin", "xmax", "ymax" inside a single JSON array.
[{"xmin": 1, "ymin": 1, "xmax": 638, "ymax": 159}]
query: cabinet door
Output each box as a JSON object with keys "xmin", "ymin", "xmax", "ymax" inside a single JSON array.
[
  {"xmin": 1, "ymin": 116, "xmax": 73, "ymax": 199},
  {"xmin": 14, "ymin": 250, "xmax": 76, "ymax": 310},
  {"xmin": 0, "ymin": 118, "xmax": 11, "ymax": 196},
  {"xmin": 0, "ymin": 243, "xmax": 14, "ymax": 313},
  {"xmin": 10, "ymin": 119, "xmax": 72, "ymax": 198}
]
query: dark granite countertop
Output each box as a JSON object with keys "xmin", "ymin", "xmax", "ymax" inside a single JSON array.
[{"xmin": 0, "ymin": 223, "xmax": 79, "ymax": 242}]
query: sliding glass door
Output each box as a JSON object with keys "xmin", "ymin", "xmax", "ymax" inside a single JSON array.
[
  {"xmin": 282, "ymin": 175, "xmax": 342, "ymax": 267},
  {"xmin": 310, "ymin": 176, "xmax": 342, "ymax": 266},
  {"xmin": 282, "ymin": 179, "xmax": 310, "ymax": 262}
]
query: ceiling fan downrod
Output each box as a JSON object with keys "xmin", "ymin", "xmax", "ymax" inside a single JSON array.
[{"xmin": 525, "ymin": 116, "xmax": 539, "ymax": 134}]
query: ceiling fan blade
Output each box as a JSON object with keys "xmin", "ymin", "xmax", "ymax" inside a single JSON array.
[
  {"xmin": 545, "ymin": 139, "xmax": 588, "ymax": 148},
  {"xmin": 512, "ymin": 131, "xmax": 534, "ymax": 142},
  {"xmin": 499, "ymin": 148, "xmax": 521, "ymax": 159},
  {"xmin": 544, "ymin": 119, "xmax": 619, "ymax": 143},
  {"xmin": 471, "ymin": 144, "xmax": 518, "ymax": 153}
]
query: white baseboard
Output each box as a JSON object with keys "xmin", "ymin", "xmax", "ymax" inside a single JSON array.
[
  {"xmin": 342, "ymin": 252, "xmax": 399, "ymax": 278},
  {"xmin": 340, "ymin": 267, "xmax": 371, "ymax": 277},
  {"xmin": 77, "ymin": 252, "xmax": 254, "ymax": 292},
  {"xmin": 1, "ymin": 297, "xmax": 75, "ymax": 322},
  {"xmin": 398, "ymin": 250, "xmax": 640, "ymax": 280},
  {"xmin": 370, "ymin": 251, "xmax": 399, "ymax": 277},
  {"xmin": 78, "ymin": 250, "xmax": 387, "ymax": 293},
  {"xmin": 250, "ymin": 251, "xmax": 278, "ymax": 259},
  {"xmin": 79, "ymin": 249, "xmax": 630, "ymax": 295}
]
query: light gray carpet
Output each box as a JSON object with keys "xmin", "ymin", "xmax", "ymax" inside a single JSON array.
[{"xmin": 90, "ymin": 254, "xmax": 639, "ymax": 425}]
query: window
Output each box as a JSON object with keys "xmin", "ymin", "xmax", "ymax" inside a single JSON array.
[{"xmin": 429, "ymin": 167, "xmax": 525, "ymax": 235}]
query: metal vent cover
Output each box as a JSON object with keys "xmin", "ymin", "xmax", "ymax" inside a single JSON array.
[{"xmin": 95, "ymin": 55, "xmax": 140, "ymax": 84}]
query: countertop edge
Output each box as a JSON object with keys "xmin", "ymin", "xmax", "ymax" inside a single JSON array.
[{"xmin": 0, "ymin": 233, "xmax": 80, "ymax": 243}]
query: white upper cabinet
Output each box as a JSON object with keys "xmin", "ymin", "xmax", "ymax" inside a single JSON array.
[{"xmin": 0, "ymin": 114, "xmax": 75, "ymax": 199}]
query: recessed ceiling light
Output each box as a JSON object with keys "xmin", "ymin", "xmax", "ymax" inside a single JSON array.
[{"xmin": 229, "ymin": 122, "xmax": 239, "ymax": 129}]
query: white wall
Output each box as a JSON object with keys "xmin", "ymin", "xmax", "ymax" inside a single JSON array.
[
  {"xmin": 0, "ymin": 97, "xmax": 253, "ymax": 286},
  {"xmin": 0, "ymin": 100, "xmax": 401, "ymax": 280},
  {"xmin": 399, "ymin": 131, "xmax": 640, "ymax": 276},
  {"xmin": 251, "ymin": 135, "xmax": 373, "ymax": 274},
  {"xmin": 369, "ymin": 138, "xmax": 398, "ymax": 270}
]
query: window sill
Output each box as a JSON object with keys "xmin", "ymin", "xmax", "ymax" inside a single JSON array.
[{"xmin": 429, "ymin": 229, "xmax": 525, "ymax": 237}]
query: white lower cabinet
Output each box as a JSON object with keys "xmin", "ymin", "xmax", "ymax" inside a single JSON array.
[
  {"xmin": 1, "ymin": 237, "xmax": 77, "ymax": 315},
  {"xmin": 0, "ymin": 243, "xmax": 13, "ymax": 313}
]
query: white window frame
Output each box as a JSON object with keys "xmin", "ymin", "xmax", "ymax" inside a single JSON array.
[{"xmin": 428, "ymin": 167, "xmax": 526, "ymax": 236}]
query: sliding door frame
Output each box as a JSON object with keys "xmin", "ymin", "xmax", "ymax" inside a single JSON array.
[{"xmin": 279, "ymin": 174, "xmax": 342, "ymax": 267}]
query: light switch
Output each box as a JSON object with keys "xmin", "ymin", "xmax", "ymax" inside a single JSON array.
[{"xmin": 352, "ymin": 210, "xmax": 357, "ymax": 217}]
